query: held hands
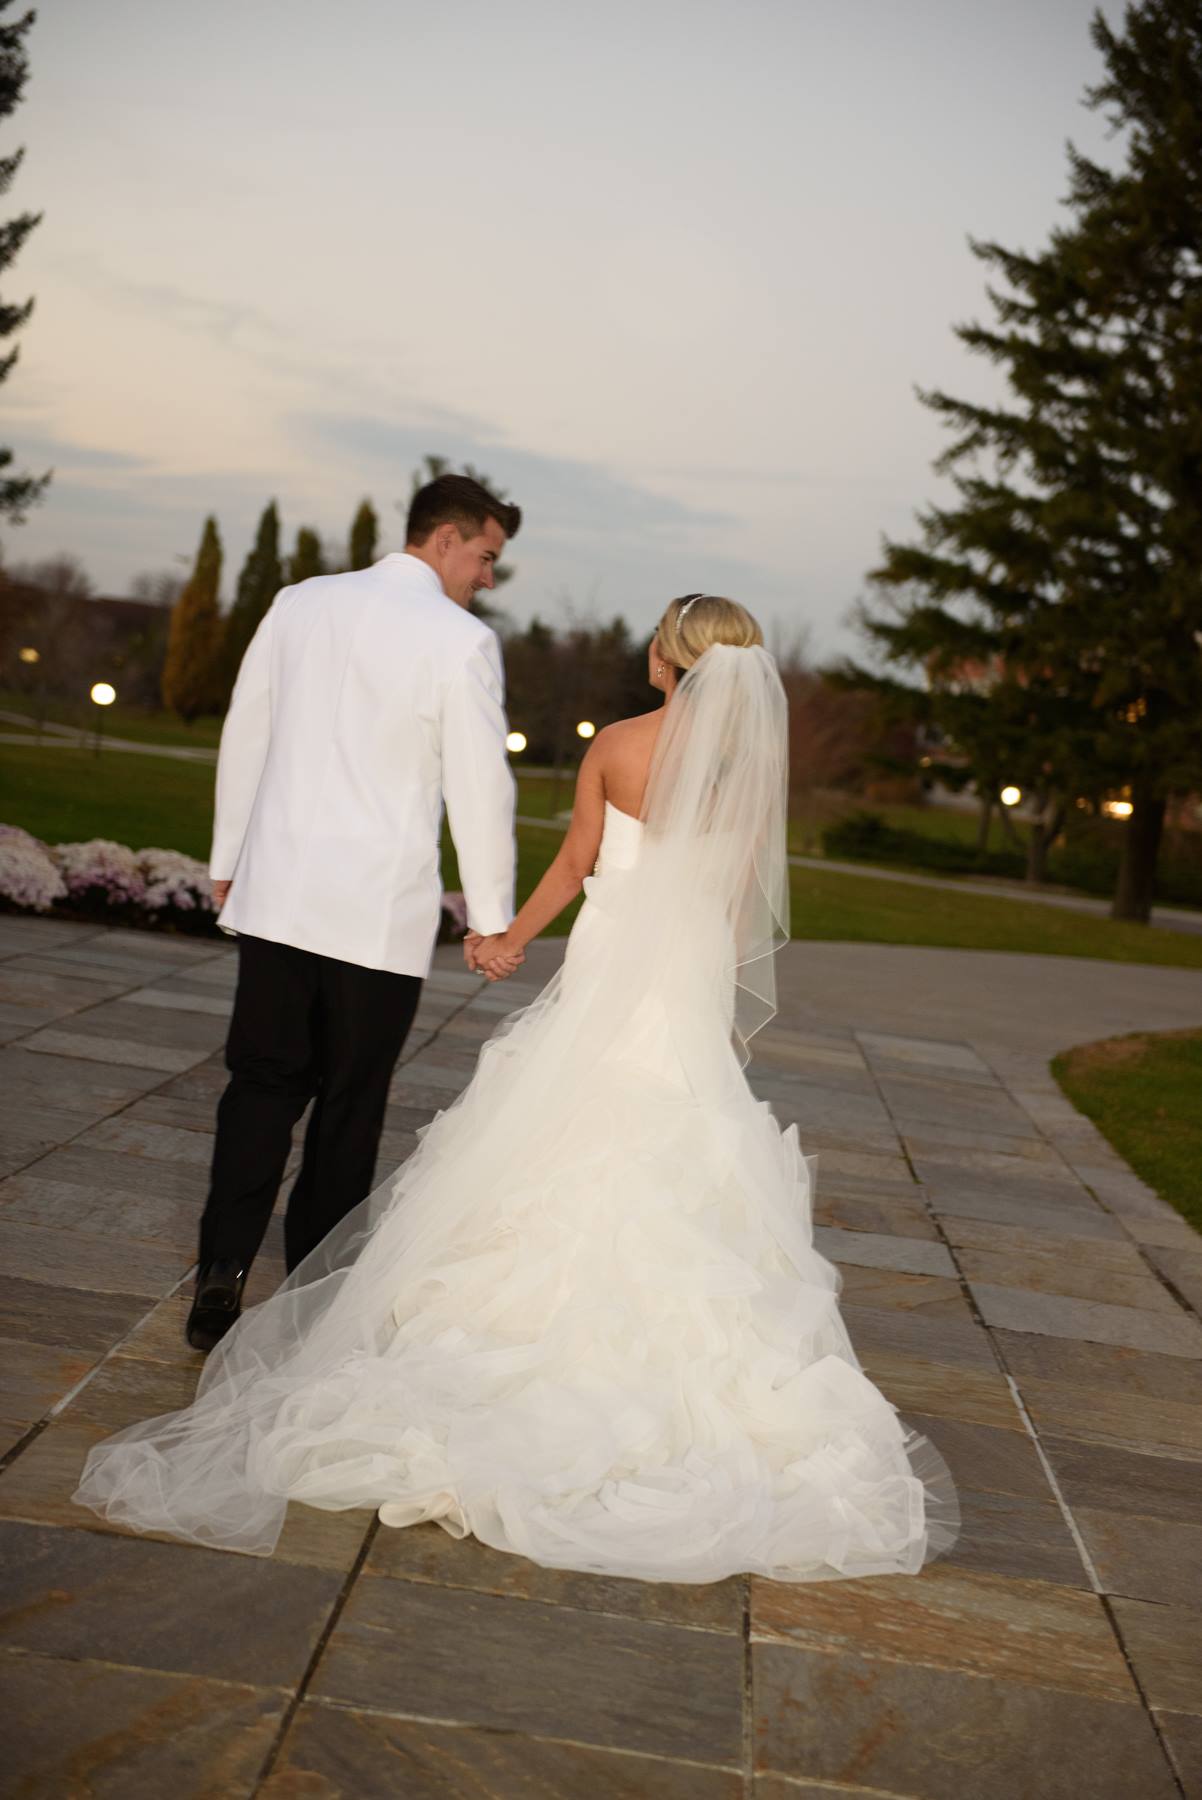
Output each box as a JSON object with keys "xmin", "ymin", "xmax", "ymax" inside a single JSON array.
[{"xmin": 464, "ymin": 929, "xmax": 525, "ymax": 982}]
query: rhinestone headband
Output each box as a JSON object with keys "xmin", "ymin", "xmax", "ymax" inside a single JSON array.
[{"xmin": 678, "ymin": 593, "xmax": 706, "ymax": 620}]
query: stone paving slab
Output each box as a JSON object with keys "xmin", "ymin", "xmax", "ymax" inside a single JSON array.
[
  {"xmin": 262, "ymin": 1706, "xmax": 744, "ymax": 1799},
  {"xmin": 6, "ymin": 1655, "xmax": 286, "ymax": 1800},
  {"xmin": 312, "ymin": 1573, "xmax": 745, "ymax": 1766},
  {"xmin": 0, "ymin": 919, "xmax": 1199, "ymax": 1796},
  {"xmin": 752, "ymin": 1639, "xmax": 1178, "ymax": 1800}
]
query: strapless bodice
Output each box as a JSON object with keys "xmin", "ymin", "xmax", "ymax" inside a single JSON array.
[{"xmin": 593, "ymin": 800, "xmax": 643, "ymax": 876}]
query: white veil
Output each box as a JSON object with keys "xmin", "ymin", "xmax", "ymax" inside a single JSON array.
[{"xmin": 630, "ymin": 641, "xmax": 790, "ymax": 1061}]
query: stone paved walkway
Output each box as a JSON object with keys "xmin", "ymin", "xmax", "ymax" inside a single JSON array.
[{"xmin": 1, "ymin": 917, "xmax": 1200, "ymax": 1798}]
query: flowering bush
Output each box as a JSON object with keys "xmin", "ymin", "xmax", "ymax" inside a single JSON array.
[
  {"xmin": 0, "ymin": 827, "xmax": 213, "ymax": 932},
  {"xmin": 53, "ymin": 838, "xmax": 148, "ymax": 909},
  {"xmin": 140, "ymin": 847, "xmax": 214, "ymax": 914},
  {"xmin": 0, "ymin": 825, "xmax": 67, "ymax": 913}
]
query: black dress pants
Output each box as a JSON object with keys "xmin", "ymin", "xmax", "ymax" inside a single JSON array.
[{"xmin": 200, "ymin": 935, "xmax": 422, "ymax": 1275}]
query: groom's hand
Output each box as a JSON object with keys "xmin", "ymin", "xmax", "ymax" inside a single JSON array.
[
  {"xmin": 212, "ymin": 879, "xmax": 232, "ymax": 908},
  {"xmin": 463, "ymin": 930, "xmax": 483, "ymax": 970}
]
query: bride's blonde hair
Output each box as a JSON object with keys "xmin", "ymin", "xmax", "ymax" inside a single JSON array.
[{"xmin": 655, "ymin": 593, "xmax": 764, "ymax": 678}]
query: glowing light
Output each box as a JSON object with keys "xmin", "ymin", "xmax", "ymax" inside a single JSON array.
[
  {"xmin": 505, "ymin": 731, "xmax": 527, "ymax": 754},
  {"xmin": 90, "ymin": 683, "xmax": 117, "ymax": 707},
  {"xmin": 17, "ymin": 646, "xmax": 39, "ymax": 664},
  {"xmin": 1103, "ymin": 799, "xmax": 1134, "ymax": 819},
  {"xmin": 576, "ymin": 720, "xmax": 596, "ymax": 740},
  {"xmin": 1000, "ymin": 785, "xmax": 1022, "ymax": 807}
]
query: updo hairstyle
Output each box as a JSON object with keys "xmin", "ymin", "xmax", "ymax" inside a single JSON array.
[{"xmin": 655, "ymin": 594, "xmax": 764, "ymax": 680}]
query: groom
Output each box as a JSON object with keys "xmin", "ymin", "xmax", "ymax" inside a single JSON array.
[{"xmin": 188, "ymin": 474, "xmax": 524, "ymax": 1352}]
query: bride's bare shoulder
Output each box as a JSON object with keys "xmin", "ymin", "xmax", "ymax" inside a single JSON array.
[
  {"xmin": 594, "ymin": 708, "xmax": 662, "ymax": 757},
  {"xmin": 593, "ymin": 708, "xmax": 664, "ymax": 811}
]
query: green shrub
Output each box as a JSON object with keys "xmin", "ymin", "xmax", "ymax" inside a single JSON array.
[
  {"xmin": 821, "ymin": 811, "xmax": 1026, "ymax": 880},
  {"xmin": 1052, "ymin": 818, "xmax": 1202, "ymax": 907}
]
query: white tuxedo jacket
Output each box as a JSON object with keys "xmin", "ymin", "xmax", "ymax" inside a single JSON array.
[{"xmin": 210, "ymin": 553, "xmax": 516, "ymax": 976}]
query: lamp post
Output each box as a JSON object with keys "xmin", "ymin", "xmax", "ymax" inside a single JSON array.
[
  {"xmin": 90, "ymin": 682, "xmax": 116, "ymax": 757},
  {"xmin": 17, "ymin": 646, "xmax": 43, "ymax": 739}
]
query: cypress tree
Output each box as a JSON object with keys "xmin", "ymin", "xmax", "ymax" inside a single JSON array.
[
  {"xmin": 162, "ymin": 517, "xmax": 223, "ymax": 721},
  {"xmin": 220, "ymin": 500, "xmax": 282, "ymax": 701},
  {"xmin": 0, "ymin": 2, "xmax": 48, "ymax": 525},
  {"xmin": 854, "ymin": 0, "xmax": 1202, "ymax": 921},
  {"xmin": 348, "ymin": 498, "xmax": 378, "ymax": 570},
  {"xmin": 288, "ymin": 526, "xmax": 325, "ymax": 586}
]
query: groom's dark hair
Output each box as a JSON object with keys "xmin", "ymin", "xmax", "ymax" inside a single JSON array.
[{"xmin": 405, "ymin": 474, "xmax": 521, "ymax": 546}]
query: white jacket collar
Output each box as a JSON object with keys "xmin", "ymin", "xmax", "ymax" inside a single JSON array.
[{"xmin": 383, "ymin": 552, "xmax": 451, "ymax": 602}]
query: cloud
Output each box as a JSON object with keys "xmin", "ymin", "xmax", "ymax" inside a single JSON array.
[
  {"xmin": 297, "ymin": 410, "xmax": 734, "ymax": 543},
  {"xmin": 658, "ymin": 463, "xmax": 904, "ymax": 490},
  {"xmin": 52, "ymin": 252, "xmax": 282, "ymax": 352},
  {"xmin": 15, "ymin": 470, "xmax": 281, "ymax": 587},
  {"xmin": 5, "ymin": 428, "xmax": 148, "ymax": 472}
]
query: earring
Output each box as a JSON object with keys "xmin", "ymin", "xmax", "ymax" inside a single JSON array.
[{"xmin": 656, "ymin": 662, "xmax": 665, "ymax": 677}]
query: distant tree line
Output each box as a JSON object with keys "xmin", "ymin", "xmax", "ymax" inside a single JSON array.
[{"xmin": 0, "ymin": 554, "xmax": 174, "ymax": 711}]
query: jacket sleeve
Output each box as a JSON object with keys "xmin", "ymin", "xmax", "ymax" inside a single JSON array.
[
  {"xmin": 440, "ymin": 630, "xmax": 517, "ymax": 936},
  {"xmin": 209, "ymin": 603, "xmax": 279, "ymax": 880}
]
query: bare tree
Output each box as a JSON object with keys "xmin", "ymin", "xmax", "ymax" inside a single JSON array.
[
  {"xmin": 8, "ymin": 552, "xmax": 93, "ymax": 599},
  {"xmin": 777, "ymin": 642, "xmax": 882, "ymax": 852},
  {"xmin": 130, "ymin": 569, "xmax": 184, "ymax": 608},
  {"xmin": 2, "ymin": 554, "xmax": 101, "ymax": 723}
]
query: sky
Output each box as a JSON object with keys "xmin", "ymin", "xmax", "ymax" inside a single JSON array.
[{"xmin": 6, "ymin": 0, "xmax": 1116, "ymax": 659}]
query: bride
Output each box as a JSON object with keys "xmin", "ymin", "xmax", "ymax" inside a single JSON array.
[{"xmin": 75, "ymin": 593, "xmax": 957, "ymax": 1582}]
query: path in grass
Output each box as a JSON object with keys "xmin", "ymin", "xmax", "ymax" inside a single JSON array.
[
  {"xmin": 1054, "ymin": 1030, "xmax": 1202, "ymax": 1236},
  {"xmin": 0, "ymin": 689, "xmax": 224, "ymax": 749}
]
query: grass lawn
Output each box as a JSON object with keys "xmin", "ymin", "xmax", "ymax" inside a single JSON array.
[
  {"xmin": 6, "ymin": 738, "xmax": 1202, "ymax": 966},
  {"xmin": 1053, "ymin": 1031, "xmax": 1202, "ymax": 1235},
  {"xmin": 517, "ymin": 773, "xmax": 1018, "ymax": 860},
  {"xmin": 792, "ymin": 795, "xmax": 1018, "ymax": 856},
  {"xmin": 2, "ymin": 742, "xmax": 216, "ymax": 860},
  {"xmin": 787, "ymin": 864, "xmax": 1202, "ymax": 967}
]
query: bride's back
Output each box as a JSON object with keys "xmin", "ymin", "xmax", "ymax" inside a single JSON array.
[{"xmin": 596, "ymin": 708, "xmax": 666, "ymax": 819}]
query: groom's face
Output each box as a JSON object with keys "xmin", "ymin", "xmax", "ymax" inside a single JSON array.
[{"xmin": 442, "ymin": 517, "xmax": 507, "ymax": 609}]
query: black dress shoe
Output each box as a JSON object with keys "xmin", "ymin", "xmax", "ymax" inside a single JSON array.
[{"xmin": 186, "ymin": 1258, "xmax": 247, "ymax": 1353}]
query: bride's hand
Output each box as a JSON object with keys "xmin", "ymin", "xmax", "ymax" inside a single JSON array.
[{"xmin": 472, "ymin": 932, "xmax": 524, "ymax": 981}]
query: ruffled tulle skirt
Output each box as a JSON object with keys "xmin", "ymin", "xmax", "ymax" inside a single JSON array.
[{"xmin": 74, "ymin": 870, "xmax": 958, "ymax": 1580}]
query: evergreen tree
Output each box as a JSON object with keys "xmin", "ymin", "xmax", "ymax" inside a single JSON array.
[
  {"xmin": 219, "ymin": 499, "xmax": 282, "ymax": 702},
  {"xmin": 161, "ymin": 517, "xmax": 223, "ymax": 721},
  {"xmin": 0, "ymin": 3, "xmax": 47, "ymax": 526},
  {"xmin": 853, "ymin": 0, "xmax": 1202, "ymax": 921},
  {"xmin": 288, "ymin": 525, "xmax": 325, "ymax": 586},
  {"xmin": 348, "ymin": 498, "xmax": 378, "ymax": 570}
]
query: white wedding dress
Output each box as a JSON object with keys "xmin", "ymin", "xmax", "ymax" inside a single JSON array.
[{"xmin": 76, "ymin": 647, "xmax": 957, "ymax": 1581}]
